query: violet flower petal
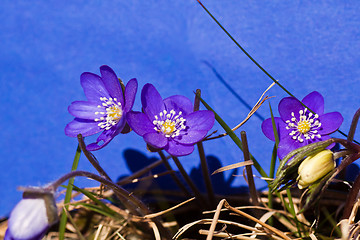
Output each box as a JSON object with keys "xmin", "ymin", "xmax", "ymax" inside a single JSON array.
[
  {"xmin": 100, "ymin": 65, "xmax": 124, "ymax": 106},
  {"xmin": 278, "ymin": 97, "xmax": 303, "ymax": 122},
  {"xmin": 126, "ymin": 111, "xmax": 156, "ymax": 136},
  {"xmin": 318, "ymin": 112, "xmax": 344, "ymax": 135},
  {"xmin": 174, "ymin": 110, "xmax": 214, "ymax": 144},
  {"xmin": 277, "ymin": 136, "xmax": 304, "ymax": 160},
  {"xmin": 80, "ymin": 72, "xmax": 110, "ymax": 102},
  {"xmin": 68, "ymin": 101, "xmax": 104, "ymax": 120},
  {"xmin": 123, "ymin": 78, "xmax": 138, "ymax": 113},
  {"xmin": 86, "ymin": 116, "xmax": 126, "ymax": 151},
  {"xmin": 65, "ymin": 119, "xmax": 101, "ymax": 137},
  {"xmin": 302, "ymin": 91, "xmax": 324, "ymax": 115},
  {"xmin": 86, "ymin": 129, "xmax": 116, "ymax": 151},
  {"xmin": 261, "ymin": 117, "xmax": 289, "ymax": 141},
  {"xmin": 144, "ymin": 132, "xmax": 168, "ymax": 149},
  {"xmin": 163, "ymin": 95, "xmax": 193, "ymax": 116},
  {"xmin": 141, "ymin": 83, "xmax": 166, "ymax": 121},
  {"xmin": 165, "ymin": 140, "xmax": 195, "ymax": 157}
]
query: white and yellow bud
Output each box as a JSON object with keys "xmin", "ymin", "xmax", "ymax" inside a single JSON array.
[{"xmin": 297, "ymin": 149, "xmax": 335, "ymax": 189}]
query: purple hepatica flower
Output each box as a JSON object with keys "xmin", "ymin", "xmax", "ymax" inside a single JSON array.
[
  {"xmin": 262, "ymin": 91, "xmax": 343, "ymax": 159},
  {"xmin": 5, "ymin": 192, "xmax": 57, "ymax": 240},
  {"xmin": 127, "ymin": 83, "xmax": 215, "ymax": 157},
  {"xmin": 65, "ymin": 65, "xmax": 137, "ymax": 151}
]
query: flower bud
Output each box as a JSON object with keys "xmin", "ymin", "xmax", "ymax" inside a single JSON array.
[
  {"xmin": 297, "ymin": 149, "xmax": 335, "ymax": 189},
  {"xmin": 5, "ymin": 190, "xmax": 58, "ymax": 240}
]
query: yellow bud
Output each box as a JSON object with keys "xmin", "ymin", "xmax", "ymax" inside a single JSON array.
[{"xmin": 297, "ymin": 149, "xmax": 335, "ymax": 189}]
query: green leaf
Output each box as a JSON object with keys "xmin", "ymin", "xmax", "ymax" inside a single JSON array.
[{"xmin": 71, "ymin": 185, "xmax": 122, "ymax": 219}]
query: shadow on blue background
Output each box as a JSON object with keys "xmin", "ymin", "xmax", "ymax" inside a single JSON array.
[{"xmin": 118, "ymin": 149, "xmax": 248, "ymax": 200}]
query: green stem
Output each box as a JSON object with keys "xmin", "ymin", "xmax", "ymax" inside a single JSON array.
[
  {"xmin": 58, "ymin": 144, "xmax": 81, "ymax": 240},
  {"xmin": 286, "ymin": 189, "xmax": 303, "ymax": 238}
]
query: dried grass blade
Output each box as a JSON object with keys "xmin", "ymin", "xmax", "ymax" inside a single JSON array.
[
  {"xmin": 174, "ymin": 219, "xmax": 262, "ymax": 239},
  {"xmin": 62, "ymin": 206, "xmax": 87, "ymax": 240},
  {"xmin": 212, "ymin": 161, "xmax": 253, "ymax": 175},
  {"xmin": 149, "ymin": 221, "xmax": 161, "ymax": 240},
  {"xmin": 205, "ymin": 82, "xmax": 274, "ymax": 140},
  {"xmin": 224, "ymin": 200, "xmax": 292, "ymax": 240},
  {"xmin": 206, "ymin": 199, "xmax": 226, "ymax": 240},
  {"xmin": 144, "ymin": 197, "xmax": 195, "ymax": 219}
]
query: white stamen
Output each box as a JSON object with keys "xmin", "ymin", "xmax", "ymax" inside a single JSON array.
[
  {"xmin": 153, "ymin": 109, "xmax": 187, "ymax": 138},
  {"xmin": 94, "ymin": 97, "xmax": 123, "ymax": 130},
  {"xmin": 286, "ymin": 108, "xmax": 322, "ymax": 143}
]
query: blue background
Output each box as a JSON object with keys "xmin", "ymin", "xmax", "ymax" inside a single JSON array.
[{"xmin": 1, "ymin": 1, "xmax": 360, "ymax": 217}]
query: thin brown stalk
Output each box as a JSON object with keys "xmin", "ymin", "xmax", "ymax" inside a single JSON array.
[
  {"xmin": 342, "ymin": 171, "xmax": 360, "ymax": 219},
  {"xmin": 240, "ymin": 131, "xmax": 259, "ymax": 206},
  {"xmin": 120, "ymin": 170, "xmax": 176, "ymax": 185},
  {"xmin": 194, "ymin": 89, "xmax": 216, "ymax": 207},
  {"xmin": 347, "ymin": 108, "xmax": 360, "ymax": 142},
  {"xmin": 117, "ymin": 158, "xmax": 164, "ymax": 185},
  {"xmin": 77, "ymin": 134, "xmax": 112, "ymax": 181}
]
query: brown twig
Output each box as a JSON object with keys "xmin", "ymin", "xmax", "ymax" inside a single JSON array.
[
  {"xmin": 194, "ymin": 89, "xmax": 216, "ymax": 208},
  {"xmin": 77, "ymin": 134, "xmax": 112, "ymax": 181},
  {"xmin": 117, "ymin": 158, "xmax": 163, "ymax": 185},
  {"xmin": 240, "ymin": 131, "xmax": 259, "ymax": 206}
]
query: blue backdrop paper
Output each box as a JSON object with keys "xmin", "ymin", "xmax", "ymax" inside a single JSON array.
[{"xmin": 1, "ymin": 1, "xmax": 360, "ymax": 216}]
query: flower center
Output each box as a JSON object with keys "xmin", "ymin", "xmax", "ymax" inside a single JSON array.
[
  {"xmin": 297, "ymin": 120, "xmax": 311, "ymax": 134},
  {"xmin": 153, "ymin": 109, "xmax": 186, "ymax": 138},
  {"xmin": 94, "ymin": 97, "xmax": 123, "ymax": 130},
  {"xmin": 285, "ymin": 108, "xmax": 321, "ymax": 143}
]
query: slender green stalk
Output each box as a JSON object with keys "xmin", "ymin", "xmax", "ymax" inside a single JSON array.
[
  {"xmin": 58, "ymin": 144, "xmax": 81, "ymax": 240},
  {"xmin": 321, "ymin": 207, "xmax": 342, "ymax": 237},
  {"xmin": 286, "ymin": 189, "xmax": 303, "ymax": 238},
  {"xmin": 195, "ymin": 0, "xmax": 293, "ymax": 98}
]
